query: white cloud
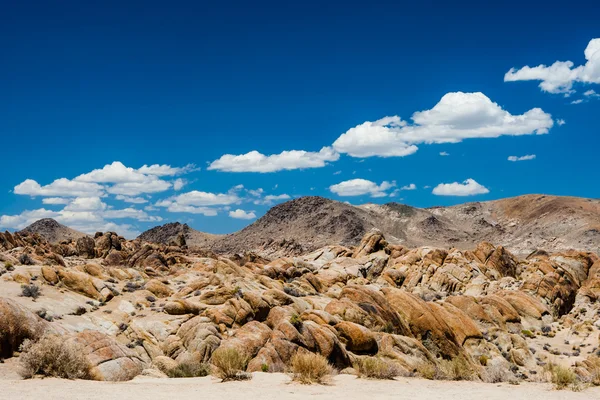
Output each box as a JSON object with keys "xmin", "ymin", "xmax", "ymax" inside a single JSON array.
[
  {"xmin": 63, "ymin": 196, "xmax": 107, "ymax": 212},
  {"xmin": 173, "ymin": 178, "xmax": 186, "ymax": 191},
  {"xmin": 432, "ymin": 179, "xmax": 489, "ymax": 196},
  {"xmin": 584, "ymin": 89, "xmax": 599, "ymax": 97},
  {"xmin": 571, "ymin": 99, "xmax": 584, "ymax": 105},
  {"xmin": 115, "ymin": 195, "xmax": 148, "ymax": 204},
  {"xmin": 106, "ymin": 179, "xmax": 172, "ymax": 196},
  {"xmin": 253, "ymin": 194, "xmax": 291, "ymax": 205},
  {"xmin": 138, "ymin": 164, "xmax": 196, "ymax": 176},
  {"xmin": 504, "ymin": 38, "xmax": 600, "ymax": 94},
  {"xmin": 159, "ymin": 191, "xmax": 240, "ymax": 207},
  {"xmin": 208, "ymin": 146, "xmax": 339, "ymax": 173},
  {"xmin": 75, "ymin": 161, "xmax": 146, "ymax": 183},
  {"xmin": 400, "ymin": 183, "xmax": 416, "ymax": 191},
  {"xmin": 556, "ymin": 119, "xmax": 566, "ymax": 126},
  {"xmin": 329, "ymin": 179, "xmax": 396, "ymax": 197},
  {"xmin": 0, "ymin": 209, "xmax": 60, "ymax": 229},
  {"xmin": 14, "ymin": 178, "xmax": 105, "ymax": 198},
  {"xmin": 439, "ymin": 151, "xmax": 450, "ymax": 156},
  {"xmin": 508, "ymin": 154, "xmax": 536, "ymax": 162},
  {"xmin": 332, "ymin": 92, "xmax": 553, "ymax": 158},
  {"xmin": 159, "ymin": 203, "xmax": 218, "ymax": 216},
  {"xmin": 229, "ymin": 209, "xmax": 257, "ymax": 220},
  {"xmin": 42, "ymin": 197, "xmax": 70, "ymax": 205},
  {"xmin": 103, "ymin": 208, "xmax": 161, "ymax": 222}
]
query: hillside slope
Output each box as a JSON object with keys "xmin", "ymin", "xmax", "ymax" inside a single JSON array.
[
  {"xmin": 209, "ymin": 195, "xmax": 600, "ymax": 257},
  {"xmin": 137, "ymin": 222, "xmax": 222, "ymax": 248},
  {"xmin": 19, "ymin": 218, "xmax": 88, "ymax": 243}
]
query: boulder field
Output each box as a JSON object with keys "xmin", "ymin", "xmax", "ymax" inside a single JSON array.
[{"xmin": 1, "ymin": 229, "xmax": 599, "ymax": 382}]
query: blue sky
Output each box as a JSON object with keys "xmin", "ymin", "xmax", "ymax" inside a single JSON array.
[{"xmin": 1, "ymin": 1, "xmax": 599, "ymax": 237}]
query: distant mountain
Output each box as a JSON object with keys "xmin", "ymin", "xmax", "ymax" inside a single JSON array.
[
  {"xmin": 19, "ymin": 218, "xmax": 88, "ymax": 243},
  {"xmin": 208, "ymin": 195, "xmax": 600, "ymax": 257},
  {"xmin": 137, "ymin": 222, "xmax": 222, "ymax": 248}
]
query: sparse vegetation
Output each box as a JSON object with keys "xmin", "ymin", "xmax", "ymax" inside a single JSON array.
[
  {"xmin": 19, "ymin": 253, "xmax": 34, "ymax": 265},
  {"xmin": 521, "ymin": 329, "xmax": 535, "ymax": 338},
  {"xmin": 261, "ymin": 363, "xmax": 269, "ymax": 372},
  {"xmin": 166, "ymin": 359, "xmax": 211, "ymax": 378},
  {"xmin": 354, "ymin": 357, "xmax": 402, "ymax": 380},
  {"xmin": 439, "ymin": 356, "xmax": 476, "ymax": 381},
  {"xmin": 71, "ymin": 306, "xmax": 87, "ymax": 316},
  {"xmin": 482, "ymin": 363, "xmax": 512, "ymax": 383},
  {"xmin": 478, "ymin": 354, "xmax": 489, "ymax": 366},
  {"xmin": 289, "ymin": 351, "xmax": 333, "ymax": 384},
  {"xmin": 4, "ymin": 261, "xmax": 14, "ymax": 271},
  {"xmin": 547, "ymin": 363, "xmax": 579, "ymax": 390},
  {"xmin": 21, "ymin": 284, "xmax": 41, "ymax": 299},
  {"xmin": 416, "ymin": 362, "xmax": 438, "ymax": 380},
  {"xmin": 19, "ymin": 334, "xmax": 92, "ymax": 380},
  {"xmin": 211, "ymin": 347, "xmax": 251, "ymax": 382},
  {"xmin": 289, "ymin": 313, "xmax": 303, "ymax": 329}
]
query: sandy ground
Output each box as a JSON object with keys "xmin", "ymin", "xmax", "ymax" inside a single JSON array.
[{"xmin": 3, "ymin": 372, "xmax": 599, "ymax": 400}]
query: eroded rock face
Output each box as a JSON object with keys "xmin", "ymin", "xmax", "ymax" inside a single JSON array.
[
  {"xmin": 72, "ymin": 330, "xmax": 146, "ymax": 381},
  {"xmin": 1, "ymin": 228, "xmax": 599, "ymax": 384},
  {"xmin": 0, "ymin": 298, "xmax": 47, "ymax": 357}
]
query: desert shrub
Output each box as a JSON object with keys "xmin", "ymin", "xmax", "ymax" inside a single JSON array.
[
  {"xmin": 478, "ymin": 355, "xmax": 489, "ymax": 366},
  {"xmin": 19, "ymin": 254, "xmax": 34, "ymax": 265},
  {"xmin": 4, "ymin": 261, "xmax": 14, "ymax": 271},
  {"xmin": 261, "ymin": 363, "xmax": 269, "ymax": 372},
  {"xmin": 71, "ymin": 306, "xmax": 87, "ymax": 316},
  {"xmin": 416, "ymin": 362, "xmax": 438, "ymax": 380},
  {"xmin": 547, "ymin": 363, "xmax": 578, "ymax": 390},
  {"xmin": 21, "ymin": 284, "xmax": 41, "ymax": 299},
  {"xmin": 482, "ymin": 363, "xmax": 511, "ymax": 383},
  {"xmin": 289, "ymin": 351, "xmax": 333, "ymax": 384},
  {"xmin": 521, "ymin": 329, "xmax": 535, "ymax": 338},
  {"xmin": 289, "ymin": 313, "xmax": 303, "ymax": 329},
  {"xmin": 35, "ymin": 309, "xmax": 54, "ymax": 322},
  {"xmin": 167, "ymin": 359, "xmax": 211, "ymax": 378},
  {"xmin": 211, "ymin": 347, "xmax": 251, "ymax": 382},
  {"xmin": 587, "ymin": 356, "xmax": 600, "ymax": 386},
  {"xmin": 354, "ymin": 357, "xmax": 402, "ymax": 380},
  {"xmin": 439, "ymin": 356, "xmax": 476, "ymax": 381},
  {"xmin": 283, "ymin": 286, "xmax": 305, "ymax": 297},
  {"xmin": 19, "ymin": 334, "xmax": 92, "ymax": 379}
]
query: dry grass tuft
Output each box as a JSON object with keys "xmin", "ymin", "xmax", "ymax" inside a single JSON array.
[
  {"xmin": 439, "ymin": 355, "xmax": 477, "ymax": 381},
  {"xmin": 19, "ymin": 334, "xmax": 92, "ymax": 380},
  {"xmin": 546, "ymin": 363, "xmax": 579, "ymax": 390},
  {"xmin": 354, "ymin": 357, "xmax": 403, "ymax": 380},
  {"xmin": 167, "ymin": 358, "xmax": 211, "ymax": 378},
  {"xmin": 211, "ymin": 347, "xmax": 251, "ymax": 382},
  {"xmin": 290, "ymin": 351, "xmax": 334, "ymax": 384}
]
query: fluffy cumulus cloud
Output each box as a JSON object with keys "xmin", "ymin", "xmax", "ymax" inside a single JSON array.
[
  {"xmin": 4, "ymin": 161, "xmax": 196, "ymax": 237},
  {"xmin": 504, "ymin": 38, "xmax": 600, "ymax": 94},
  {"xmin": 229, "ymin": 209, "xmax": 257, "ymax": 220},
  {"xmin": 432, "ymin": 179, "xmax": 489, "ymax": 196},
  {"xmin": 0, "ymin": 195, "xmax": 158, "ymax": 238},
  {"xmin": 329, "ymin": 179, "xmax": 396, "ymax": 197},
  {"xmin": 208, "ymin": 146, "xmax": 339, "ymax": 173},
  {"xmin": 400, "ymin": 183, "xmax": 416, "ymax": 191},
  {"xmin": 508, "ymin": 154, "xmax": 536, "ymax": 162},
  {"xmin": 14, "ymin": 178, "xmax": 105, "ymax": 197},
  {"xmin": 332, "ymin": 92, "xmax": 553, "ymax": 158}
]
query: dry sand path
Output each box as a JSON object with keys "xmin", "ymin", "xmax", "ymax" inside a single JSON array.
[{"xmin": 4, "ymin": 373, "xmax": 600, "ymax": 400}]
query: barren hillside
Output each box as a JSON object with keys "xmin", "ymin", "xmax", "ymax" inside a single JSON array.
[
  {"xmin": 19, "ymin": 218, "xmax": 88, "ymax": 243},
  {"xmin": 205, "ymin": 195, "xmax": 600, "ymax": 257}
]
